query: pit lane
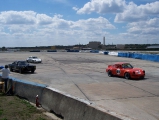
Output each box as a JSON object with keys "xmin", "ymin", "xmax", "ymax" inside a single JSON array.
[{"xmin": 0, "ymin": 52, "xmax": 159, "ymax": 120}]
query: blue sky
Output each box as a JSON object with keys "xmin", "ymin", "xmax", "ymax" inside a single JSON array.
[{"xmin": 0, "ymin": 0, "xmax": 159, "ymax": 47}]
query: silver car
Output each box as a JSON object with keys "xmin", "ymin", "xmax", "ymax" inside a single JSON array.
[{"xmin": 26, "ymin": 56, "xmax": 42, "ymax": 63}]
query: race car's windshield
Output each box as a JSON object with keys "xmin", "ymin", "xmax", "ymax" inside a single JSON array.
[
  {"xmin": 18, "ymin": 61, "xmax": 28, "ymax": 65},
  {"xmin": 122, "ymin": 63, "xmax": 133, "ymax": 68},
  {"xmin": 32, "ymin": 57, "xmax": 38, "ymax": 59}
]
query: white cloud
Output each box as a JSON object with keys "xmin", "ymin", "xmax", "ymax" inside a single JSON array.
[
  {"xmin": 77, "ymin": 0, "xmax": 126, "ymax": 14},
  {"xmin": 115, "ymin": 1, "xmax": 159, "ymax": 22},
  {"xmin": 127, "ymin": 18, "xmax": 159, "ymax": 34},
  {"xmin": 72, "ymin": 17, "xmax": 115, "ymax": 30},
  {"xmin": 72, "ymin": 7, "xmax": 79, "ymax": 11},
  {"xmin": 0, "ymin": 8, "xmax": 159, "ymax": 47},
  {"xmin": 0, "ymin": 11, "xmax": 36, "ymax": 25},
  {"xmin": 77, "ymin": 0, "xmax": 159, "ymax": 23},
  {"xmin": 0, "ymin": 11, "xmax": 115, "ymax": 47},
  {"xmin": 141, "ymin": 1, "xmax": 159, "ymax": 14},
  {"xmin": 36, "ymin": 14, "xmax": 53, "ymax": 25}
]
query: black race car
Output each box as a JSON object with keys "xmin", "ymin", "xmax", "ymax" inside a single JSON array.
[{"xmin": 8, "ymin": 61, "xmax": 36, "ymax": 74}]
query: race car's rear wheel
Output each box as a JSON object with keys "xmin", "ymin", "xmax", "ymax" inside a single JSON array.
[
  {"xmin": 108, "ymin": 70, "xmax": 113, "ymax": 77},
  {"xmin": 10, "ymin": 67, "xmax": 13, "ymax": 72},
  {"xmin": 124, "ymin": 72, "xmax": 130, "ymax": 79}
]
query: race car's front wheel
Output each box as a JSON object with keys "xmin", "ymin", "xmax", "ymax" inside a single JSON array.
[
  {"xmin": 31, "ymin": 69, "xmax": 35, "ymax": 73},
  {"xmin": 124, "ymin": 72, "xmax": 130, "ymax": 79},
  {"xmin": 108, "ymin": 70, "xmax": 113, "ymax": 77},
  {"xmin": 19, "ymin": 68, "xmax": 23, "ymax": 74}
]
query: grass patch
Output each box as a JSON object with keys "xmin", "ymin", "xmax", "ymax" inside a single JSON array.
[{"xmin": 0, "ymin": 93, "xmax": 55, "ymax": 120}]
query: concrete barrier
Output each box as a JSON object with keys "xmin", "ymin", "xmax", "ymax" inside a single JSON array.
[
  {"xmin": 41, "ymin": 87, "xmax": 121, "ymax": 120},
  {"xmin": 108, "ymin": 51, "xmax": 118, "ymax": 56},
  {"xmin": 11, "ymin": 77, "xmax": 47, "ymax": 103},
  {"xmin": 0, "ymin": 75, "xmax": 122, "ymax": 120}
]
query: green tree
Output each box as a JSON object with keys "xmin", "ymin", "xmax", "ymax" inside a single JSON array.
[{"xmin": 2, "ymin": 46, "xmax": 6, "ymax": 51}]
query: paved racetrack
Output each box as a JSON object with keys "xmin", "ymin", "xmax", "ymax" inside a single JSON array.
[{"xmin": 0, "ymin": 52, "xmax": 159, "ymax": 120}]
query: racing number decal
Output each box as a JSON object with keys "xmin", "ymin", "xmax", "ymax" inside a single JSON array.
[{"xmin": 116, "ymin": 69, "xmax": 120, "ymax": 75}]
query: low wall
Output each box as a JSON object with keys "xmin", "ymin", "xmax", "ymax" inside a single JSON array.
[
  {"xmin": 41, "ymin": 87, "xmax": 121, "ymax": 120},
  {"xmin": 0, "ymin": 75, "xmax": 122, "ymax": 120},
  {"xmin": 11, "ymin": 77, "xmax": 47, "ymax": 103}
]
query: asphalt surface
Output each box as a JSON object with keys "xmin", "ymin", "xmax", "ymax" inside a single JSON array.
[{"xmin": 0, "ymin": 52, "xmax": 159, "ymax": 120}]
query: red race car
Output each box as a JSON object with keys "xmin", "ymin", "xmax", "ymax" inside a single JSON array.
[{"xmin": 106, "ymin": 62, "xmax": 145, "ymax": 79}]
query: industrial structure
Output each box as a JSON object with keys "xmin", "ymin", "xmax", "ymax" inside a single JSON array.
[
  {"xmin": 1, "ymin": 35, "xmax": 159, "ymax": 51},
  {"xmin": 87, "ymin": 41, "xmax": 101, "ymax": 49},
  {"xmin": 103, "ymin": 37, "xmax": 105, "ymax": 46}
]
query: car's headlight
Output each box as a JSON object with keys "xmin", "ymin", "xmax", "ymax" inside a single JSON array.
[{"xmin": 135, "ymin": 70, "xmax": 141, "ymax": 74}]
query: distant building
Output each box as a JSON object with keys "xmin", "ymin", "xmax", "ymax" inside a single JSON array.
[
  {"xmin": 105, "ymin": 45, "xmax": 116, "ymax": 49},
  {"xmin": 51, "ymin": 46, "xmax": 56, "ymax": 50},
  {"xmin": 7, "ymin": 48, "xmax": 20, "ymax": 52},
  {"xmin": 73, "ymin": 47, "xmax": 80, "ymax": 50},
  {"xmin": 146, "ymin": 45, "xmax": 159, "ymax": 49},
  {"xmin": 81, "ymin": 48, "xmax": 92, "ymax": 50},
  {"xmin": 87, "ymin": 41, "xmax": 101, "ymax": 49}
]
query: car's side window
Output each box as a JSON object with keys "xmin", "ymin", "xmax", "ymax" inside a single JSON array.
[
  {"xmin": 13, "ymin": 62, "xmax": 17, "ymax": 65},
  {"xmin": 122, "ymin": 64, "xmax": 125, "ymax": 68}
]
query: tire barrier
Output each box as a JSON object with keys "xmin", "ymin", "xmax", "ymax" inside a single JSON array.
[
  {"xmin": 90, "ymin": 50, "xmax": 99, "ymax": 53},
  {"xmin": 30, "ymin": 50, "xmax": 41, "ymax": 52},
  {"xmin": 118, "ymin": 52, "xmax": 159, "ymax": 62},
  {"xmin": 47, "ymin": 50, "xmax": 57, "ymax": 52},
  {"xmin": 0, "ymin": 75, "xmax": 121, "ymax": 120},
  {"xmin": 67, "ymin": 50, "xmax": 79, "ymax": 52},
  {"xmin": 104, "ymin": 51, "xmax": 109, "ymax": 55}
]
